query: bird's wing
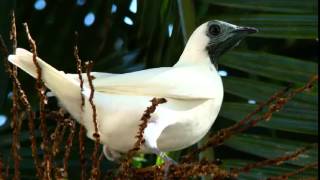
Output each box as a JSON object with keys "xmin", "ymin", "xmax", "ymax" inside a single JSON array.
[
  {"xmin": 66, "ymin": 72, "xmax": 117, "ymax": 85},
  {"xmin": 91, "ymin": 65, "xmax": 219, "ymax": 99}
]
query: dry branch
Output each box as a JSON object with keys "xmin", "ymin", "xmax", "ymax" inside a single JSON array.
[
  {"xmin": 85, "ymin": 61, "xmax": 101, "ymax": 179},
  {"xmin": 134, "ymin": 160, "xmax": 236, "ymax": 179},
  {"xmin": 9, "ymin": 11, "xmax": 21, "ymax": 180},
  {"xmin": 267, "ymin": 162, "xmax": 318, "ymax": 180},
  {"xmin": 74, "ymin": 32, "xmax": 85, "ymax": 108},
  {"xmin": 79, "ymin": 126, "xmax": 87, "ymax": 180},
  {"xmin": 1, "ymin": 24, "xmax": 43, "ymax": 178},
  {"xmin": 73, "ymin": 34, "xmax": 87, "ymax": 180},
  {"xmin": 231, "ymin": 144, "xmax": 317, "ymax": 174},
  {"xmin": 116, "ymin": 98, "xmax": 167, "ymax": 179},
  {"xmin": 24, "ymin": 22, "xmax": 53, "ymax": 179},
  {"xmin": 63, "ymin": 119, "xmax": 76, "ymax": 175},
  {"xmin": 183, "ymin": 75, "xmax": 318, "ymax": 162}
]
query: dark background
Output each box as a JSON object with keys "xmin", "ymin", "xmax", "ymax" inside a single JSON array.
[{"xmin": 0, "ymin": 0, "xmax": 318, "ymax": 179}]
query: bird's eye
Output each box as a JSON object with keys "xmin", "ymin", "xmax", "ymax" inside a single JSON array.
[{"xmin": 209, "ymin": 24, "xmax": 221, "ymax": 36}]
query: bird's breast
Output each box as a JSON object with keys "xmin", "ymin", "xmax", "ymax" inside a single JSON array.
[{"xmin": 156, "ymin": 97, "xmax": 222, "ymax": 152}]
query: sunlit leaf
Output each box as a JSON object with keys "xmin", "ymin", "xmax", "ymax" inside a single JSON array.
[
  {"xmin": 221, "ymin": 51, "xmax": 318, "ymax": 83},
  {"xmin": 225, "ymin": 134, "xmax": 318, "ymax": 166},
  {"xmin": 206, "ymin": 0, "xmax": 318, "ymax": 14}
]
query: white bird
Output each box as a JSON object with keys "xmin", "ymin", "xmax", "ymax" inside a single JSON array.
[{"xmin": 8, "ymin": 20, "xmax": 257, "ymax": 162}]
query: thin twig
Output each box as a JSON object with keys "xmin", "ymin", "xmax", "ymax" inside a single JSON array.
[
  {"xmin": 7, "ymin": 61, "xmax": 42, "ymax": 178},
  {"xmin": 231, "ymin": 144, "xmax": 317, "ymax": 174},
  {"xmin": 24, "ymin": 22, "xmax": 52, "ymax": 179},
  {"xmin": 79, "ymin": 126, "xmax": 87, "ymax": 180},
  {"xmin": 1, "ymin": 19, "xmax": 44, "ymax": 178},
  {"xmin": 50, "ymin": 109, "xmax": 65, "ymax": 156},
  {"xmin": 117, "ymin": 98, "xmax": 167, "ymax": 179},
  {"xmin": 10, "ymin": 11, "xmax": 21, "ymax": 180},
  {"xmin": 74, "ymin": 32, "xmax": 85, "ymax": 108},
  {"xmin": 183, "ymin": 75, "xmax": 318, "ymax": 162},
  {"xmin": 134, "ymin": 160, "xmax": 236, "ymax": 179},
  {"xmin": 63, "ymin": 119, "xmax": 77, "ymax": 177},
  {"xmin": 73, "ymin": 33, "xmax": 87, "ymax": 180},
  {"xmin": 267, "ymin": 162, "xmax": 318, "ymax": 180},
  {"xmin": 85, "ymin": 61, "xmax": 101, "ymax": 180},
  {"xmin": 74, "ymin": 52, "xmax": 88, "ymax": 176}
]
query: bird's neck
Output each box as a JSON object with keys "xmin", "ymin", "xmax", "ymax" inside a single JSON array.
[
  {"xmin": 174, "ymin": 45, "xmax": 212, "ymax": 67},
  {"xmin": 174, "ymin": 28, "xmax": 212, "ymax": 67}
]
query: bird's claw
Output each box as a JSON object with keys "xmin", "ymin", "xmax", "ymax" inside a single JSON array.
[{"xmin": 158, "ymin": 152, "xmax": 177, "ymax": 180}]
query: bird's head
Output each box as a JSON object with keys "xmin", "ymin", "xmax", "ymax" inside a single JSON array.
[
  {"xmin": 178, "ymin": 20, "xmax": 257, "ymax": 67},
  {"xmin": 205, "ymin": 20, "xmax": 257, "ymax": 66}
]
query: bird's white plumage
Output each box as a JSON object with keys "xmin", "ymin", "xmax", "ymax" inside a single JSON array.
[
  {"xmin": 92, "ymin": 65, "xmax": 221, "ymax": 99},
  {"xmin": 7, "ymin": 21, "xmax": 236, "ymax": 160},
  {"xmin": 8, "ymin": 48, "xmax": 223, "ymax": 153}
]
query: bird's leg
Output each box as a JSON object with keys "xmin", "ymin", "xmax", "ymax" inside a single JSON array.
[
  {"xmin": 143, "ymin": 119, "xmax": 177, "ymax": 178},
  {"xmin": 103, "ymin": 144, "xmax": 121, "ymax": 162},
  {"xmin": 150, "ymin": 147, "xmax": 177, "ymax": 179}
]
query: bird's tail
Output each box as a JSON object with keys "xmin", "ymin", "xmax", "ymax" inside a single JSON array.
[{"xmin": 8, "ymin": 48, "xmax": 83, "ymax": 120}]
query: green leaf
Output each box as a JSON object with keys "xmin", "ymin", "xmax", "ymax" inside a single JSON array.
[
  {"xmin": 206, "ymin": 0, "xmax": 318, "ymax": 14},
  {"xmin": 220, "ymin": 51, "xmax": 318, "ymax": 83},
  {"xmin": 220, "ymin": 15, "xmax": 318, "ymax": 39},
  {"xmin": 220, "ymin": 102, "xmax": 318, "ymax": 135},
  {"xmin": 224, "ymin": 134, "xmax": 318, "ymax": 166},
  {"xmin": 223, "ymin": 77, "xmax": 318, "ymax": 105},
  {"xmin": 223, "ymin": 159, "xmax": 317, "ymax": 180},
  {"xmin": 177, "ymin": 0, "xmax": 196, "ymax": 41}
]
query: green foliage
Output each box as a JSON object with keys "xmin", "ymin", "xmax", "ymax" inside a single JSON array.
[{"xmin": 0, "ymin": 0, "xmax": 318, "ymax": 179}]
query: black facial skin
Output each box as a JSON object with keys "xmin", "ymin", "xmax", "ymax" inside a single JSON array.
[
  {"xmin": 206, "ymin": 21, "xmax": 258, "ymax": 68},
  {"xmin": 208, "ymin": 24, "xmax": 221, "ymax": 36}
]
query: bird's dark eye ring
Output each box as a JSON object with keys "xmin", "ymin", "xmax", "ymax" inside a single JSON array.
[{"xmin": 209, "ymin": 25, "xmax": 221, "ymax": 36}]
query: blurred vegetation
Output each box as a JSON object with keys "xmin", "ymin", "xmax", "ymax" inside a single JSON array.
[{"xmin": 0, "ymin": 0, "xmax": 318, "ymax": 179}]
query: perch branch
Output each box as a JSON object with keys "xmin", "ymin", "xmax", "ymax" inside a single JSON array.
[
  {"xmin": 231, "ymin": 144, "xmax": 317, "ymax": 174},
  {"xmin": 267, "ymin": 162, "xmax": 318, "ymax": 180},
  {"xmin": 183, "ymin": 75, "xmax": 318, "ymax": 162},
  {"xmin": 73, "ymin": 33, "xmax": 87, "ymax": 180},
  {"xmin": 116, "ymin": 98, "xmax": 167, "ymax": 179},
  {"xmin": 63, "ymin": 119, "xmax": 76, "ymax": 176},
  {"xmin": 24, "ymin": 22, "xmax": 52, "ymax": 179},
  {"xmin": 134, "ymin": 160, "xmax": 236, "ymax": 179},
  {"xmin": 10, "ymin": 11, "xmax": 22, "ymax": 180},
  {"xmin": 85, "ymin": 61, "xmax": 101, "ymax": 179}
]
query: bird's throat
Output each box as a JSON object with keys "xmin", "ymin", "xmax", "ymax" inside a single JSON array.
[{"xmin": 206, "ymin": 45, "xmax": 219, "ymax": 69}]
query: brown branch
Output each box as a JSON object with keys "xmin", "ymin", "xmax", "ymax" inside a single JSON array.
[
  {"xmin": 73, "ymin": 32, "xmax": 87, "ymax": 180},
  {"xmin": 231, "ymin": 144, "xmax": 317, "ymax": 174},
  {"xmin": 1, "ymin": 20, "xmax": 43, "ymax": 177},
  {"xmin": 9, "ymin": 11, "xmax": 22, "ymax": 180},
  {"xmin": 50, "ymin": 109, "xmax": 65, "ymax": 156},
  {"xmin": 134, "ymin": 160, "xmax": 236, "ymax": 179},
  {"xmin": 183, "ymin": 75, "xmax": 318, "ymax": 162},
  {"xmin": 7, "ymin": 66, "xmax": 42, "ymax": 177},
  {"xmin": 267, "ymin": 162, "xmax": 318, "ymax": 180},
  {"xmin": 85, "ymin": 61, "xmax": 101, "ymax": 180},
  {"xmin": 24, "ymin": 22, "xmax": 52, "ymax": 179},
  {"xmin": 62, "ymin": 119, "xmax": 77, "ymax": 178},
  {"xmin": 79, "ymin": 126, "xmax": 87, "ymax": 180},
  {"xmin": 132, "ymin": 98, "xmax": 167, "ymax": 154},
  {"xmin": 117, "ymin": 98, "xmax": 167, "ymax": 179},
  {"xmin": 74, "ymin": 32, "xmax": 85, "ymax": 108},
  {"xmin": 182, "ymin": 86, "xmax": 288, "ymax": 162}
]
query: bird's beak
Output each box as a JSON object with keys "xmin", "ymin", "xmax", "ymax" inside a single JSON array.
[
  {"xmin": 231, "ymin": 26, "xmax": 258, "ymax": 34},
  {"xmin": 207, "ymin": 25, "xmax": 258, "ymax": 68}
]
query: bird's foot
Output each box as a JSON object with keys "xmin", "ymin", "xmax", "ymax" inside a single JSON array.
[
  {"xmin": 152, "ymin": 148, "xmax": 177, "ymax": 180},
  {"xmin": 103, "ymin": 145, "xmax": 122, "ymax": 162}
]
